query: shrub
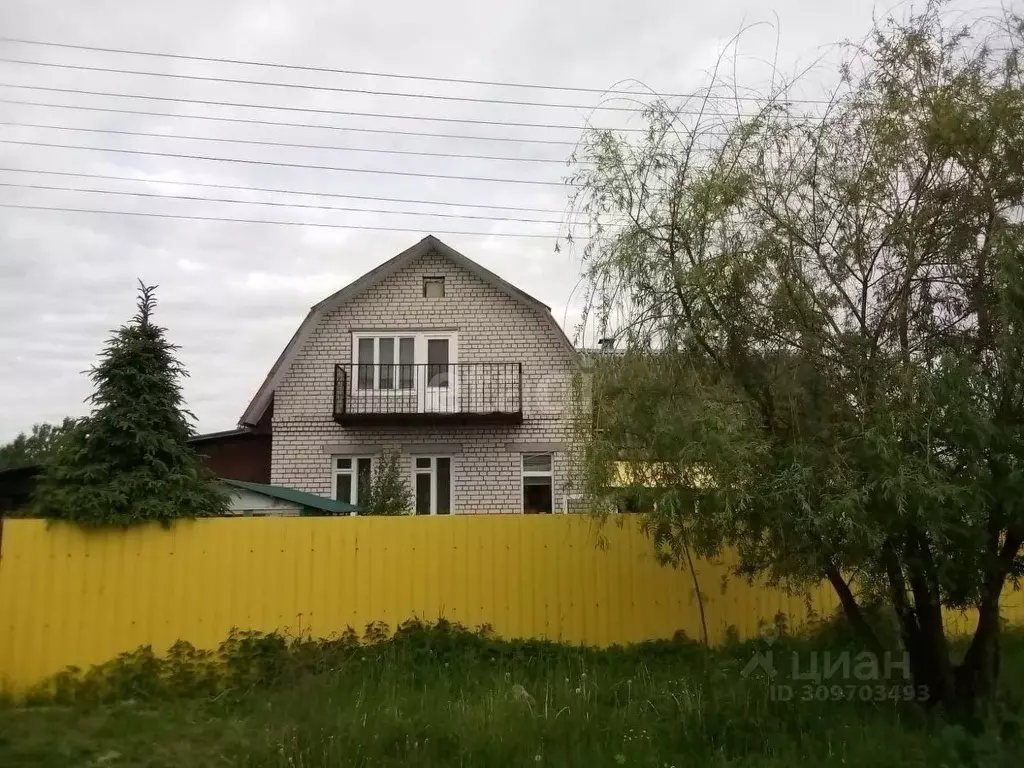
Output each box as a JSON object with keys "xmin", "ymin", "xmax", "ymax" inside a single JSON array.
[{"xmin": 362, "ymin": 450, "xmax": 412, "ymax": 515}]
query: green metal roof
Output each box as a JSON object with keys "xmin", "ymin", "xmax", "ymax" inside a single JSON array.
[{"xmin": 221, "ymin": 479, "xmax": 359, "ymax": 515}]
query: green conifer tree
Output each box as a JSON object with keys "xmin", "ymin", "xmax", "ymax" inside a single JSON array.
[{"xmin": 35, "ymin": 282, "xmax": 228, "ymax": 525}]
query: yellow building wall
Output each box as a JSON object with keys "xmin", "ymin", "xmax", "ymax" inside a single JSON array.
[{"xmin": 0, "ymin": 516, "xmax": 1019, "ymax": 693}]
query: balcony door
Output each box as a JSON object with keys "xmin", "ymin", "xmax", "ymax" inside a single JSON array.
[{"xmin": 420, "ymin": 336, "xmax": 455, "ymax": 413}]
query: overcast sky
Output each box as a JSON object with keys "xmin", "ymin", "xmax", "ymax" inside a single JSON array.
[{"xmin": 0, "ymin": 0, "xmax": 978, "ymax": 441}]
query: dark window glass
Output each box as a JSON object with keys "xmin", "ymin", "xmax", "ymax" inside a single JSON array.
[
  {"xmin": 356, "ymin": 458, "xmax": 372, "ymax": 507},
  {"xmin": 437, "ymin": 458, "xmax": 451, "ymax": 515},
  {"xmin": 399, "ymin": 337, "xmax": 415, "ymax": 389},
  {"xmin": 357, "ymin": 338, "xmax": 374, "ymax": 389},
  {"xmin": 335, "ymin": 458, "xmax": 352, "ymax": 470},
  {"xmin": 379, "ymin": 338, "xmax": 395, "ymax": 390},
  {"xmin": 415, "ymin": 457, "xmax": 431, "ymax": 469},
  {"xmin": 335, "ymin": 473, "xmax": 352, "ymax": 503},
  {"xmin": 523, "ymin": 475, "xmax": 553, "ymax": 514},
  {"xmin": 427, "ymin": 339, "xmax": 449, "ymax": 388},
  {"xmin": 415, "ymin": 473, "xmax": 431, "ymax": 515}
]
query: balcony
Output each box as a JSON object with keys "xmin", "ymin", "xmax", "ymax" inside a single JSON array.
[{"xmin": 333, "ymin": 362, "xmax": 523, "ymax": 425}]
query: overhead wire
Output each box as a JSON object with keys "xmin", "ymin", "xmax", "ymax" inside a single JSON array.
[
  {"xmin": 0, "ymin": 98, "xmax": 583, "ymax": 147},
  {"xmin": 0, "ymin": 82, "xmax": 652, "ymax": 132},
  {"xmin": 0, "ymin": 139, "xmax": 569, "ymax": 186},
  {"xmin": 0, "ymin": 167, "xmax": 569, "ymax": 213},
  {"xmin": 0, "ymin": 120, "xmax": 577, "ymax": 165},
  {"xmin": 0, "ymin": 59, "xmax": 810, "ymax": 123},
  {"xmin": 0, "ymin": 38, "xmax": 740, "ymax": 237},
  {"xmin": 0, "ymin": 202, "xmax": 575, "ymax": 239},
  {"xmin": 0, "ymin": 35, "xmax": 832, "ymax": 104},
  {"xmin": 0, "ymin": 180, "xmax": 581, "ymax": 225},
  {"xmin": 0, "ymin": 57, "xmax": 654, "ymax": 113}
]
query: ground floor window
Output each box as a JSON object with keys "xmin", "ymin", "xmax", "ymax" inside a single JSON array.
[
  {"xmin": 522, "ymin": 453, "xmax": 553, "ymax": 514},
  {"xmin": 333, "ymin": 456, "xmax": 373, "ymax": 507},
  {"xmin": 413, "ymin": 456, "xmax": 452, "ymax": 515}
]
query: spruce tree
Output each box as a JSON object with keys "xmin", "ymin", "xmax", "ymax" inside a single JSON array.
[{"xmin": 35, "ymin": 282, "xmax": 228, "ymax": 525}]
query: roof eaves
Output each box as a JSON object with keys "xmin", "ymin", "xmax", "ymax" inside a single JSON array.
[
  {"xmin": 238, "ymin": 306, "xmax": 316, "ymax": 426},
  {"xmin": 190, "ymin": 427, "xmax": 254, "ymax": 443},
  {"xmin": 221, "ymin": 478, "xmax": 359, "ymax": 514}
]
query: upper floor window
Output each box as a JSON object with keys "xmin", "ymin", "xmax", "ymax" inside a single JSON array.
[
  {"xmin": 423, "ymin": 277, "xmax": 445, "ymax": 298},
  {"xmin": 356, "ymin": 336, "xmax": 415, "ymax": 390},
  {"xmin": 353, "ymin": 333, "xmax": 455, "ymax": 392}
]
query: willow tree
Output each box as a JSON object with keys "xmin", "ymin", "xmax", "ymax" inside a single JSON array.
[
  {"xmin": 569, "ymin": 5, "xmax": 1024, "ymax": 712},
  {"xmin": 0, "ymin": 417, "xmax": 78, "ymax": 470}
]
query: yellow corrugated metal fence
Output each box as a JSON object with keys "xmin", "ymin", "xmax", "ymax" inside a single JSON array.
[{"xmin": 0, "ymin": 516, "xmax": 1019, "ymax": 692}]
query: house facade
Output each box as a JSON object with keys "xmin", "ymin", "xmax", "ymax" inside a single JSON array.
[{"xmin": 239, "ymin": 236, "xmax": 576, "ymax": 514}]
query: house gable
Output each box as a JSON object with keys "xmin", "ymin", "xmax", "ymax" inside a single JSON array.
[{"xmin": 240, "ymin": 235, "xmax": 573, "ymax": 426}]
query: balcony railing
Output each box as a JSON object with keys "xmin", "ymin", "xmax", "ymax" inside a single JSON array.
[{"xmin": 333, "ymin": 362, "xmax": 523, "ymax": 425}]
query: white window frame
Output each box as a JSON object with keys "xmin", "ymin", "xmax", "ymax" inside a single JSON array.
[
  {"xmin": 521, "ymin": 453, "xmax": 554, "ymax": 514},
  {"xmin": 412, "ymin": 455, "xmax": 454, "ymax": 515},
  {"xmin": 356, "ymin": 331, "xmax": 460, "ymax": 391},
  {"xmin": 332, "ymin": 456, "xmax": 374, "ymax": 509},
  {"xmin": 352, "ymin": 334, "xmax": 416, "ymax": 391}
]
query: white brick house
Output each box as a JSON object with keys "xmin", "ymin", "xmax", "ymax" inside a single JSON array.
[{"xmin": 239, "ymin": 235, "xmax": 577, "ymax": 514}]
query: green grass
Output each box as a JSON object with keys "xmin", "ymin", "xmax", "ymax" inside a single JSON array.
[{"xmin": 1, "ymin": 621, "xmax": 1022, "ymax": 767}]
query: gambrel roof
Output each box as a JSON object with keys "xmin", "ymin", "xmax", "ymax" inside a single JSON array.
[{"xmin": 239, "ymin": 235, "xmax": 573, "ymax": 426}]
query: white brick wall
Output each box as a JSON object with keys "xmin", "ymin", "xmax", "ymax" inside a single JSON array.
[{"xmin": 271, "ymin": 250, "xmax": 575, "ymax": 513}]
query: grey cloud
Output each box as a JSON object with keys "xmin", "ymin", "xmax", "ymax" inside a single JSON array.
[{"xmin": 0, "ymin": 0, "xmax": 979, "ymax": 440}]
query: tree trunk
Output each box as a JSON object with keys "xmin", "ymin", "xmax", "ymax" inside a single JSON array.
[
  {"xmin": 881, "ymin": 541, "xmax": 955, "ymax": 707},
  {"xmin": 955, "ymin": 592, "xmax": 1002, "ymax": 710},
  {"xmin": 954, "ymin": 529, "xmax": 1021, "ymax": 713},
  {"xmin": 824, "ymin": 563, "xmax": 885, "ymax": 657},
  {"xmin": 905, "ymin": 570, "xmax": 955, "ymax": 707},
  {"xmin": 682, "ymin": 538, "xmax": 710, "ymax": 647}
]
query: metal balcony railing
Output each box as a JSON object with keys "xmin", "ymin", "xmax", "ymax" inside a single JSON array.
[{"xmin": 333, "ymin": 362, "xmax": 523, "ymax": 424}]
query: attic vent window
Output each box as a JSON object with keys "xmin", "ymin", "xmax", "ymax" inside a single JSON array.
[{"xmin": 423, "ymin": 277, "xmax": 445, "ymax": 298}]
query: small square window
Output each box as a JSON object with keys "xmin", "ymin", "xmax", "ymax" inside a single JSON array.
[
  {"xmin": 335, "ymin": 458, "xmax": 352, "ymax": 469},
  {"xmin": 415, "ymin": 457, "xmax": 432, "ymax": 469},
  {"xmin": 423, "ymin": 277, "xmax": 445, "ymax": 298}
]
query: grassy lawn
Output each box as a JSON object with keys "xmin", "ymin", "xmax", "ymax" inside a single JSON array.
[{"xmin": 0, "ymin": 623, "xmax": 1020, "ymax": 767}]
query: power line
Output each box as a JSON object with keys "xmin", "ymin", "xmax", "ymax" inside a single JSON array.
[
  {"xmin": 0, "ymin": 167, "xmax": 568, "ymax": 213},
  {"xmin": 0, "ymin": 202, "xmax": 571, "ymax": 239},
  {"xmin": 0, "ymin": 57, "xmax": 651, "ymax": 114},
  {"xmin": 0, "ymin": 139, "xmax": 569, "ymax": 187},
  {"xmin": 0, "ymin": 36, "xmax": 829, "ymax": 104},
  {"xmin": 0, "ymin": 82, "xmax": 648, "ymax": 133},
  {"xmin": 0, "ymin": 120, "xmax": 574, "ymax": 165},
  {"xmin": 2, "ymin": 58, "xmax": 790, "ymax": 123},
  {"xmin": 0, "ymin": 97, "xmax": 582, "ymax": 147},
  {"xmin": 0, "ymin": 180, "xmax": 577, "ymax": 225}
]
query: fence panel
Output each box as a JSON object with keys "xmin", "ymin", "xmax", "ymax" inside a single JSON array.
[{"xmin": 0, "ymin": 515, "xmax": 1019, "ymax": 692}]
